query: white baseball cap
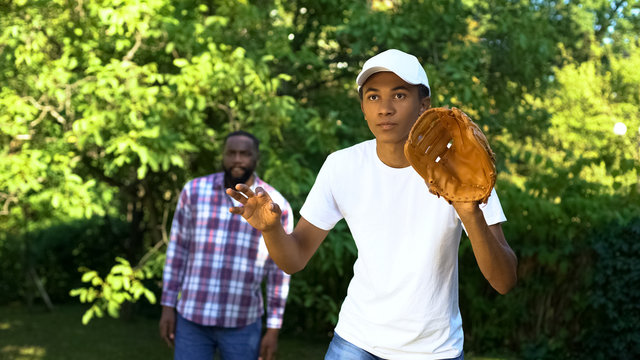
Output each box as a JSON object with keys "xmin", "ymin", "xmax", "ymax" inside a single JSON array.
[{"xmin": 356, "ymin": 49, "xmax": 430, "ymax": 95}]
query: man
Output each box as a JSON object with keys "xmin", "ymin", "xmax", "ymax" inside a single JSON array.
[
  {"xmin": 226, "ymin": 49, "xmax": 517, "ymax": 359},
  {"xmin": 160, "ymin": 130, "xmax": 294, "ymax": 360}
]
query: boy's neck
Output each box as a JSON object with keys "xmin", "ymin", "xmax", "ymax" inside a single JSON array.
[{"xmin": 375, "ymin": 141, "xmax": 410, "ymax": 168}]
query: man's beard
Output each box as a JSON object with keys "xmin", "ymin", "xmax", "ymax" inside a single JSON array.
[{"xmin": 223, "ymin": 166, "xmax": 254, "ymax": 189}]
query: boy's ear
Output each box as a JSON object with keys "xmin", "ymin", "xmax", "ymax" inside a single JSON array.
[{"xmin": 420, "ymin": 97, "xmax": 431, "ymax": 114}]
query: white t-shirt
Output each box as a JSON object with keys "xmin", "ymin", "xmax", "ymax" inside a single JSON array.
[{"xmin": 300, "ymin": 139, "xmax": 506, "ymax": 360}]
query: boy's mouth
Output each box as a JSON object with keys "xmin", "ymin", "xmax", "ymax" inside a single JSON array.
[{"xmin": 378, "ymin": 122, "xmax": 397, "ymax": 130}]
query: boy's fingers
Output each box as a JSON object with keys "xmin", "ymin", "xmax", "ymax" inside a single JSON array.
[
  {"xmin": 255, "ymin": 186, "xmax": 271, "ymax": 199},
  {"xmin": 235, "ymin": 183, "xmax": 256, "ymax": 197},
  {"xmin": 226, "ymin": 188, "xmax": 249, "ymax": 204},
  {"xmin": 227, "ymin": 186, "xmax": 277, "ymax": 215},
  {"xmin": 270, "ymin": 202, "xmax": 281, "ymax": 214},
  {"xmin": 228, "ymin": 206, "xmax": 245, "ymax": 215}
]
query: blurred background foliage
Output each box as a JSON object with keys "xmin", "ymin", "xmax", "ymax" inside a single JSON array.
[{"xmin": 1, "ymin": 0, "xmax": 639, "ymax": 358}]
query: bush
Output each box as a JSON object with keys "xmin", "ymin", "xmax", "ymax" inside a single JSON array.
[
  {"xmin": 0, "ymin": 232, "xmax": 26, "ymax": 304},
  {"xmin": 582, "ymin": 218, "xmax": 640, "ymax": 359},
  {"xmin": 458, "ymin": 180, "xmax": 640, "ymax": 359},
  {"xmin": 0, "ymin": 216, "xmax": 130, "ymax": 305}
]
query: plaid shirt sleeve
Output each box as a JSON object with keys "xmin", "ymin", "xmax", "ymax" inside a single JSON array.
[
  {"xmin": 264, "ymin": 200, "xmax": 294, "ymax": 329},
  {"xmin": 161, "ymin": 183, "xmax": 193, "ymax": 307}
]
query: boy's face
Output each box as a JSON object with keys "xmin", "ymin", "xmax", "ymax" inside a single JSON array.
[{"xmin": 360, "ymin": 72, "xmax": 430, "ymax": 146}]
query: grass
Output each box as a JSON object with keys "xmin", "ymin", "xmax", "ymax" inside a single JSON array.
[
  {"xmin": 0, "ymin": 303, "xmax": 328, "ymax": 360},
  {"xmin": 0, "ymin": 303, "xmax": 512, "ymax": 360}
]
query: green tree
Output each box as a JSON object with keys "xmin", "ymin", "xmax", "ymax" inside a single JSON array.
[
  {"xmin": 460, "ymin": 12, "xmax": 640, "ymax": 357},
  {"xmin": 0, "ymin": 0, "xmax": 308, "ymax": 322}
]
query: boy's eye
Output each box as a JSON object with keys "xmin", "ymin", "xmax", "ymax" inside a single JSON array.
[
  {"xmin": 367, "ymin": 94, "xmax": 379, "ymax": 101},
  {"xmin": 394, "ymin": 93, "xmax": 407, "ymax": 99}
]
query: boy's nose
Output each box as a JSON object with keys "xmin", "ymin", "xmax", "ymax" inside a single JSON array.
[{"xmin": 378, "ymin": 99, "xmax": 395, "ymax": 116}]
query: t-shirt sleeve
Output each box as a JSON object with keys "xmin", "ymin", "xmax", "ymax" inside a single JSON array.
[
  {"xmin": 480, "ymin": 188, "xmax": 507, "ymax": 225},
  {"xmin": 299, "ymin": 154, "xmax": 344, "ymax": 231}
]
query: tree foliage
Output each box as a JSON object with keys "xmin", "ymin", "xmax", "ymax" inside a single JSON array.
[{"xmin": 1, "ymin": 0, "xmax": 639, "ymax": 357}]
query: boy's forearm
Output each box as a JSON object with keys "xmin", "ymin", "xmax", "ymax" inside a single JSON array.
[
  {"xmin": 262, "ymin": 225, "xmax": 308, "ymax": 274},
  {"xmin": 455, "ymin": 203, "xmax": 517, "ymax": 294}
]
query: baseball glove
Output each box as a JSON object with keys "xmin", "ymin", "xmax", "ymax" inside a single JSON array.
[{"xmin": 404, "ymin": 107, "xmax": 496, "ymax": 204}]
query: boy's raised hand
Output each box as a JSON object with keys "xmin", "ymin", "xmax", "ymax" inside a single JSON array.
[{"xmin": 226, "ymin": 184, "xmax": 282, "ymax": 232}]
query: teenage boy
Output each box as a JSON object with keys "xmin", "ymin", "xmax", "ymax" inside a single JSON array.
[{"xmin": 226, "ymin": 49, "xmax": 517, "ymax": 360}]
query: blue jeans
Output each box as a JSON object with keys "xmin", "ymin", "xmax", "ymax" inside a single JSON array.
[
  {"xmin": 174, "ymin": 313, "xmax": 261, "ymax": 360},
  {"xmin": 325, "ymin": 332, "xmax": 464, "ymax": 360}
]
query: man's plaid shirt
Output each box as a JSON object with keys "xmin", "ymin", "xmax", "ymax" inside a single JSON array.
[{"xmin": 161, "ymin": 172, "xmax": 293, "ymax": 329}]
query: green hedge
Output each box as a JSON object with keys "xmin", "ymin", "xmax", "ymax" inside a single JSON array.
[
  {"xmin": 582, "ymin": 218, "xmax": 640, "ymax": 359},
  {"xmin": 0, "ymin": 217, "xmax": 130, "ymax": 305}
]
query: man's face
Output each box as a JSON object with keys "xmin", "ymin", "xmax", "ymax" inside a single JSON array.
[
  {"xmin": 222, "ymin": 135, "xmax": 258, "ymax": 187},
  {"xmin": 360, "ymin": 72, "xmax": 430, "ymax": 146}
]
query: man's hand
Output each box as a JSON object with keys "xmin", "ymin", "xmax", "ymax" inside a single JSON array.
[
  {"xmin": 159, "ymin": 306, "xmax": 176, "ymax": 348},
  {"xmin": 226, "ymin": 184, "xmax": 282, "ymax": 232},
  {"xmin": 259, "ymin": 328, "xmax": 279, "ymax": 360}
]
